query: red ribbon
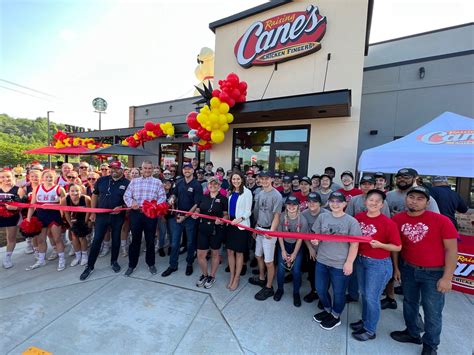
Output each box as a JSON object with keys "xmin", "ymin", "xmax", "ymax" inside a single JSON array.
[
  {"xmin": 7, "ymin": 202, "xmax": 128, "ymax": 213},
  {"xmin": 142, "ymin": 200, "xmax": 169, "ymax": 218}
]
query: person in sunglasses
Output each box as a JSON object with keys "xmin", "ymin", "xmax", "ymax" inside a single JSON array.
[
  {"xmin": 99, "ymin": 163, "xmax": 110, "ymax": 177},
  {"xmin": 274, "ymin": 195, "xmax": 307, "ymax": 307},
  {"xmin": 56, "ymin": 163, "xmax": 74, "ymax": 188},
  {"xmin": 78, "ymin": 161, "xmax": 90, "ymax": 184},
  {"xmin": 85, "ymin": 173, "xmax": 100, "ymax": 197}
]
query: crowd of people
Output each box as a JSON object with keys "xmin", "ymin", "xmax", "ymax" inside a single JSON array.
[{"xmin": 0, "ymin": 159, "xmax": 468, "ymax": 355}]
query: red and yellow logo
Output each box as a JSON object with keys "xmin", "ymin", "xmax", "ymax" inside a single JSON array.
[{"xmin": 417, "ymin": 130, "xmax": 474, "ymax": 145}]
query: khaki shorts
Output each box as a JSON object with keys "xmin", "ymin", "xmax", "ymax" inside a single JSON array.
[{"xmin": 255, "ymin": 227, "xmax": 277, "ymax": 263}]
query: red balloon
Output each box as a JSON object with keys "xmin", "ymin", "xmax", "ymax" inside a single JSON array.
[
  {"xmin": 231, "ymin": 88, "xmax": 241, "ymax": 99},
  {"xmin": 212, "ymin": 89, "xmax": 221, "ymax": 98},
  {"xmin": 238, "ymin": 95, "xmax": 246, "ymax": 103},
  {"xmin": 201, "ymin": 130, "xmax": 211, "ymax": 141},
  {"xmin": 153, "ymin": 127, "xmax": 163, "ymax": 137},
  {"xmin": 238, "ymin": 81, "xmax": 248, "ymax": 91},
  {"xmin": 228, "ymin": 98, "xmax": 236, "ymax": 107},
  {"xmin": 186, "ymin": 111, "xmax": 200, "ymax": 129},
  {"xmin": 144, "ymin": 121, "xmax": 155, "ymax": 131},
  {"xmin": 227, "ymin": 73, "xmax": 239, "ymax": 84}
]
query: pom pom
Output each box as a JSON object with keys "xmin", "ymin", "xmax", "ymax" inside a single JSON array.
[
  {"xmin": 19, "ymin": 216, "xmax": 43, "ymax": 238},
  {"xmin": 142, "ymin": 200, "xmax": 169, "ymax": 219}
]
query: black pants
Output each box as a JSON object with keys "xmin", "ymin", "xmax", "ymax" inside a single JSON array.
[
  {"xmin": 128, "ymin": 210, "xmax": 158, "ymax": 268},
  {"xmin": 88, "ymin": 213, "xmax": 125, "ymax": 269}
]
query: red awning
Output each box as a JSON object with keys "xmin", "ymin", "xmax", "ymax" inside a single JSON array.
[{"xmin": 24, "ymin": 146, "xmax": 91, "ymax": 155}]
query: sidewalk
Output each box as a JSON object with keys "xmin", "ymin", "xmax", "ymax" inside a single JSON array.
[{"xmin": 1, "ymin": 241, "xmax": 473, "ymax": 355}]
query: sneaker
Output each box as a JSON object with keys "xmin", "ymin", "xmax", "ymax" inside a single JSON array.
[
  {"xmin": 313, "ymin": 311, "xmax": 332, "ymax": 323},
  {"xmin": 57, "ymin": 259, "xmax": 66, "ymax": 271},
  {"xmin": 121, "ymin": 246, "xmax": 128, "ymax": 257},
  {"xmin": 99, "ymin": 245, "xmax": 110, "ymax": 257},
  {"xmin": 196, "ymin": 274, "xmax": 207, "ymax": 287},
  {"xmin": 390, "ymin": 329, "xmax": 422, "ymax": 344},
  {"xmin": 421, "ymin": 343, "xmax": 437, "ymax": 355},
  {"xmin": 350, "ymin": 320, "xmax": 364, "ymax": 331},
  {"xmin": 70, "ymin": 258, "xmax": 81, "ymax": 267},
  {"xmin": 248, "ymin": 276, "xmax": 266, "ymax": 287},
  {"xmin": 345, "ymin": 294, "xmax": 358, "ymax": 303},
  {"xmin": 149, "ymin": 265, "xmax": 157, "ymax": 275},
  {"xmin": 381, "ymin": 296, "xmax": 397, "ymax": 310},
  {"xmin": 303, "ymin": 291, "xmax": 319, "ymax": 303},
  {"xmin": 158, "ymin": 247, "xmax": 166, "ymax": 257},
  {"xmin": 255, "ymin": 287, "xmax": 274, "ymax": 301},
  {"xmin": 112, "ymin": 262, "xmax": 121, "ymax": 273},
  {"xmin": 47, "ymin": 250, "xmax": 58, "ymax": 261},
  {"xmin": 68, "ymin": 246, "xmax": 75, "ymax": 257},
  {"xmin": 2, "ymin": 259, "xmax": 13, "ymax": 269},
  {"xmin": 80, "ymin": 255, "xmax": 88, "ymax": 266},
  {"xmin": 25, "ymin": 240, "xmax": 34, "ymax": 254},
  {"xmin": 26, "ymin": 260, "xmax": 46, "ymax": 271},
  {"xmin": 352, "ymin": 330, "xmax": 376, "ymax": 341},
  {"xmin": 161, "ymin": 267, "xmax": 178, "ymax": 277},
  {"xmin": 34, "ymin": 251, "xmax": 39, "ymax": 261},
  {"xmin": 293, "ymin": 293, "xmax": 301, "ymax": 307},
  {"xmin": 273, "ymin": 289, "xmax": 284, "ymax": 301},
  {"xmin": 124, "ymin": 267, "xmax": 134, "ymax": 277},
  {"xmin": 80, "ymin": 267, "xmax": 94, "ymax": 281},
  {"xmin": 185, "ymin": 264, "xmax": 193, "ymax": 276},
  {"xmin": 320, "ymin": 314, "xmax": 341, "ymax": 330},
  {"xmin": 204, "ymin": 276, "xmax": 216, "ymax": 289}
]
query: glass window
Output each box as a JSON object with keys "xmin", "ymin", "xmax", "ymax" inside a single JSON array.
[
  {"xmin": 470, "ymin": 179, "xmax": 474, "ymax": 208},
  {"xmin": 274, "ymin": 149, "xmax": 301, "ymax": 173},
  {"xmin": 235, "ymin": 129, "xmax": 272, "ymax": 145},
  {"xmin": 183, "ymin": 143, "xmax": 196, "ymax": 165},
  {"xmin": 274, "ymin": 129, "xmax": 308, "ymax": 142},
  {"xmin": 235, "ymin": 146, "xmax": 270, "ymax": 170},
  {"xmin": 160, "ymin": 143, "xmax": 178, "ymax": 169}
]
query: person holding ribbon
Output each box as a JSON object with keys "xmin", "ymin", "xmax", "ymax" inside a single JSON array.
[
  {"xmin": 193, "ymin": 176, "xmax": 228, "ymax": 289},
  {"xmin": 350, "ymin": 189, "xmax": 401, "ymax": 341},
  {"xmin": 123, "ymin": 160, "xmax": 166, "ymax": 276},
  {"xmin": 80, "ymin": 161, "xmax": 129, "ymax": 281},
  {"xmin": 1, "ymin": 169, "xmax": 25, "ymax": 269},
  {"xmin": 26, "ymin": 170, "xmax": 66, "ymax": 271},
  {"xmin": 274, "ymin": 195, "xmax": 307, "ymax": 307}
]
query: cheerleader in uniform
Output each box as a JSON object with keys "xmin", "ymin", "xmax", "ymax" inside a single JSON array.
[
  {"xmin": 0, "ymin": 170, "xmax": 25, "ymax": 269},
  {"xmin": 26, "ymin": 170, "xmax": 66, "ymax": 271},
  {"xmin": 61, "ymin": 184, "xmax": 91, "ymax": 267},
  {"xmin": 22, "ymin": 169, "xmax": 41, "ymax": 256}
]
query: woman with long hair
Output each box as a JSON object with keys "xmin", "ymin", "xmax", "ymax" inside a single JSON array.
[
  {"xmin": 26, "ymin": 170, "xmax": 66, "ymax": 271},
  {"xmin": 1, "ymin": 170, "xmax": 25, "ymax": 268},
  {"xmin": 226, "ymin": 171, "xmax": 252, "ymax": 291},
  {"xmin": 61, "ymin": 184, "xmax": 91, "ymax": 267}
]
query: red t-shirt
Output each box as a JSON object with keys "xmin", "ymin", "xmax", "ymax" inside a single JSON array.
[
  {"xmin": 356, "ymin": 212, "xmax": 401, "ymax": 259},
  {"xmin": 275, "ymin": 185, "xmax": 284, "ymax": 192},
  {"xmin": 392, "ymin": 210, "xmax": 458, "ymax": 267},
  {"xmin": 293, "ymin": 191, "xmax": 309, "ymax": 211},
  {"xmin": 337, "ymin": 187, "xmax": 363, "ymax": 202}
]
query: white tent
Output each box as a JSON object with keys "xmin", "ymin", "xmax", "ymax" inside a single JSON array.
[{"xmin": 358, "ymin": 112, "xmax": 474, "ymax": 178}]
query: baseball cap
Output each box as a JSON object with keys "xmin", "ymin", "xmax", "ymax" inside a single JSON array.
[
  {"xmin": 246, "ymin": 170, "xmax": 255, "ymax": 176},
  {"xmin": 163, "ymin": 169, "xmax": 171, "ymax": 175},
  {"xmin": 216, "ymin": 167, "xmax": 224, "ymax": 172},
  {"xmin": 366, "ymin": 189, "xmax": 386, "ymax": 201},
  {"xmin": 30, "ymin": 163, "xmax": 44, "ymax": 171},
  {"xmin": 395, "ymin": 168, "xmax": 418, "ymax": 177},
  {"xmin": 432, "ymin": 176, "xmax": 448, "ymax": 183},
  {"xmin": 205, "ymin": 161, "xmax": 213, "ymax": 166},
  {"xmin": 407, "ymin": 186, "xmax": 430, "ymax": 200},
  {"xmin": 207, "ymin": 176, "xmax": 220, "ymax": 184},
  {"xmin": 320, "ymin": 174, "xmax": 332, "ymax": 182},
  {"xmin": 374, "ymin": 172, "xmax": 385, "ymax": 179},
  {"xmin": 204, "ymin": 171, "xmax": 214, "ymax": 177},
  {"xmin": 341, "ymin": 170, "xmax": 354, "ymax": 179},
  {"xmin": 196, "ymin": 168, "xmax": 205, "ymax": 174},
  {"xmin": 292, "ymin": 174, "xmax": 300, "ymax": 180},
  {"xmin": 299, "ymin": 176, "xmax": 311, "ymax": 184},
  {"xmin": 307, "ymin": 192, "xmax": 322, "ymax": 203},
  {"xmin": 182, "ymin": 163, "xmax": 194, "ymax": 169},
  {"xmin": 360, "ymin": 175, "xmax": 375, "ymax": 184},
  {"xmin": 162, "ymin": 178, "xmax": 173, "ymax": 184},
  {"xmin": 258, "ymin": 170, "xmax": 272, "ymax": 178},
  {"xmin": 282, "ymin": 176, "xmax": 292, "ymax": 183},
  {"xmin": 109, "ymin": 161, "xmax": 124, "ymax": 169},
  {"xmin": 274, "ymin": 172, "xmax": 281, "ymax": 178},
  {"xmin": 328, "ymin": 191, "xmax": 346, "ymax": 203},
  {"xmin": 285, "ymin": 195, "xmax": 300, "ymax": 205},
  {"xmin": 311, "ymin": 174, "xmax": 320, "ymax": 180}
]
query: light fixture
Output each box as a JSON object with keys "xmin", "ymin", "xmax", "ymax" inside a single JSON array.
[
  {"xmin": 419, "ymin": 67, "xmax": 425, "ymax": 79},
  {"xmin": 145, "ymin": 109, "xmax": 149, "ymax": 115},
  {"xmin": 370, "ymin": 130, "xmax": 378, "ymax": 135}
]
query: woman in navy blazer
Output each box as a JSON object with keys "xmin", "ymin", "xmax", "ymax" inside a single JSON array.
[{"xmin": 226, "ymin": 171, "xmax": 253, "ymax": 291}]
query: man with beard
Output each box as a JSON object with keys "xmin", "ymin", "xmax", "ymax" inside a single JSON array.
[{"xmin": 245, "ymin": 170, "xmax": 259, "ymax": 195}]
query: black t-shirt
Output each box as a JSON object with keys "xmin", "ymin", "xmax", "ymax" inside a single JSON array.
[
  {"xmin": 173, "ymin": 177, "xmax": 203, "ymax": 211},
  {"xmin": 198, "ymin": 193, "xmax": 228, "ymax": 218},
  {"xmin": 93, "ymin": 176, "xmax": 130, "ymax": 210}
]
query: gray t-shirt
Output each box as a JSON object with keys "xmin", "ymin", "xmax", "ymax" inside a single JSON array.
[
  {"xmin": 318, "ymin": 189, "xmax": 333, "ymax": 207},
  {"xmin": 302, "ymin": 208, "xmax": 328, "ymax": 227},
  {"xmin": 253, "ymin": 188, "xmax": 283, "ymax": 228},
  {"xmin": 345, "ymin": 194, "xmax": 391, "ymax": 217},
  {"xmin": 278, "ymin": 214, "xmax": 309, "ymax": 244},
  {"xmin": 312, "ymin": 213, "xmax": 362, "ymax": 269},
  {"xmin": 386, "ymin": 189, "xmax": 440, "ymax": 217}
]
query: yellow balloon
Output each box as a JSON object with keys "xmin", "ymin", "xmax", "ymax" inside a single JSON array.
[
  {"xmin": 201, "ymin": 105, "xmax": 210, "ymax": 114},
  {"xmin": 211, "ymin": 130, "xmax": 225, "ymax": 144},
  {"xmin": 218, "ymin": 114, "xmax": 227, "ymax": 125},
  {"xmin": 221, "ymin": 123, "xmax": 229, "ymax": 132},
  {"xmin": 122, "ymin": 140, "xmax": 129, "ymax": 146},
  {"xmin": 209, "ymin": 113, "xmax": 218, "ymax": 122},
  {"xmin": 226, "ymin": 113, "xmax": 234, "ymax": 123},
  {"xmin": 197, "ymin": 113, "xmax": 205, "ymax": 123},
  {"xmin": 147, "ymin": 131, "xmax": 155, "ymax": 137},
  {"xmin": 198, "ymin": 139, "xmax": 207, "ymax": 145},
  {"xmin": 219, "ymin": 102, "xmax": 229, "ymax": 114},
  {"xmin": 210, "ymin": 97, "xmax": 221, "ymax": 108}
]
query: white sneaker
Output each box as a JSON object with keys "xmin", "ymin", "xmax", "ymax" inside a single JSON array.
[
  {"xmin": 3, "ymin": 259, "xmax": 13, "ymax": 269},
  {"xmin": 25, "ymin": 240, "xmax": 34, "ymax": 254},
  {"xmin": 121, "ymin": 246, "xmax": 128, "ymax": 257},
  {"xmin": 68, "ymin": 246, "xmax": 76, "ymax": 257},
  {"xmin": 70, "ymin": 258, "xmax": 81, "ymax": 267},
  {"xmin": 26, "ymin": 260, "xmax": 46, "ymax": 270},
  {"xmin": 99, "ymin": 245, "xmax": 110, "ymax": 257},
  {"xmin": 57, "ymin": 259, "xmax": 66, "ymax": 271},
  {"xmin": 34, "ymin": 251, "xmax": 39, "ymax": 261},
  {"xmin": 47, "ymin": 250, "xmax": 58, "ymax": 261},
  {"xmin": 80, "ymin": 255, "xmax": 88, "ymax": 266}
]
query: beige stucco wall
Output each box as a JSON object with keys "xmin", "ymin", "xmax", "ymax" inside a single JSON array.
[{"xmin": 210, "ymin": 0, "xmax": 369, "ymax": 179}]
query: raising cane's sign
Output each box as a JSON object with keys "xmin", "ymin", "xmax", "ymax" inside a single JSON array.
[{"xmin": 234, "ymin": 5, "xmax": 327, "ymax": 68}]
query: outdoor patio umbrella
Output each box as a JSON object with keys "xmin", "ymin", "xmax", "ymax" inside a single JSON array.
[
  {"xmin": 84, "ymin": 144, "xmax": 154, "ymax": 156},
  {"xmin": 24, "ymin": 146, "xmax": 91, "ymax": 155}
]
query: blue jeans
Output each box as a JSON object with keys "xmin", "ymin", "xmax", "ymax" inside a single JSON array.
[
  {"xmin": 277, "ymin": 241, "xmax": 303, "ymax": 294},
  {"xmin": 400, "ymin": 260, "xmax": 445, "ymax": 350},
  {"xmin": 348, "ymin": 271, "xmax": 359, "ymax": 300},
  {"xmin": 315, "ymin": 261, "xmax": 349, "ymax": 317},
  {"xmin": 157, "ymin": 218, "xmax": 169, "ymax": 248},
  {"xmin": 168, "ymin": 216, "xmax": 197, "ymax": 269},
  {"xmin": 356, "ymin": 256, "xmax": 392, "ymax": 334}
]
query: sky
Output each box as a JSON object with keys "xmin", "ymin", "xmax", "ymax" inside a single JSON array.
[{"xmin": 1, "ymin": 0, "xmax": 472, "ymax": 130}]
